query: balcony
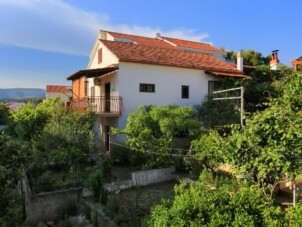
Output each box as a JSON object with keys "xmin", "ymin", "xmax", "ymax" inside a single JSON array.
[{"xmin": 70, "ymin": 96, "xmax": 123, "ymax": 116}]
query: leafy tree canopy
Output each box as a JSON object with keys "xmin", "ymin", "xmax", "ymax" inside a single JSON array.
[
  {"xmin": 225, "ymin": 49, "xmax": 271, "ymax": 66},
  {"xmin": 0, "ymin": 132, "xmax": 28, "ymax": 224},
  {"xmin": 115, "ymin": 105, "xmax": 201, "ymax": 146},
  {"xmin": 11, "ymin": 97, "xmax": 61, "ymax": 140},
  {"xmin": 0, "ymin": 103, "xmax": 10, "ymax": 125},
  {"xmin": 114, "ymin": 105, "xmax": 202, "ymax": 168},
  {"xmin": 192, "ymin": 72, "xmax": 302, "ymax": 200},
  {"xmin": 144, "ymin": 172, "xmax": 288, "ymax": 226},
  {"xmin": 32, "ymin": 104, "xmax": 96, "ymax": 172}
]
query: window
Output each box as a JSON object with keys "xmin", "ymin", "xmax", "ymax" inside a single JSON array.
[
  {"xmin": 181, "ymin": 85, "xmax": 189, "ymax": 99},
  {"xmin": 98, "ymin": 48, "xmax": 102, "ymax": 64},
  {"xmin": 208, "ymin": 81, "xmax": 221, "ymax": 94},
  {"xmin": 140, "ymin": 83, "xmax": 155, "ymax": 93}
]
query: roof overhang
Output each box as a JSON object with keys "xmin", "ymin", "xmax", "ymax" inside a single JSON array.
[
  {"xmin": 206, "ymin": 70, "xmax": 248, "ymax": 78},
  {"xmin": 67, "ymin": 66, "xmax": 119, "ymax": 80}
]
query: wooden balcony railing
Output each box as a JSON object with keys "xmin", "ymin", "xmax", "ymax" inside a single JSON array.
[{"xmin": 70, "ymin": 96, "xmax": 123, "ymax": 115}]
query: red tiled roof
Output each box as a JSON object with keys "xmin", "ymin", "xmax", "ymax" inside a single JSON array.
[
  {"xmin": 107, "ymin": 31, "xmax": 175, "ymax": 48},
  {"xmin": 206, "ymin": 71, "xmax": 247, "ymax": 78},
  {"xmin": 67, "ymin": 66, "xmax": 119, "ymax": 80},
  {"xmin": 46, "ymin": 85, "xmax": 70, "ymax": 93},
  {"xmin": 230, "ymin": 64, "xmax": 256, "ymax": 69},
  {"xmin": 101, "ymin": 40, "xmax": 246, "ymax": 77},
  {"xmin": 161, "ymin": 36, "xmax": 223, "ymax": 52}
]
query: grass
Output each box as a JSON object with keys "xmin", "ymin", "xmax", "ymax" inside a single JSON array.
[{"xmin": 31, "ymin": 168, "xmax": 95, "ymax": 193}]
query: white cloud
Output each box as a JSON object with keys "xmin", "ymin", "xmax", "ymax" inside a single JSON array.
[{"xmin": 0, "ymin": 0, "xmax": 210, "ymax": 56}]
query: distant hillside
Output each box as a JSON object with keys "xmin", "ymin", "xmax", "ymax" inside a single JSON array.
[{"xmin": 0, "ymin": 88, "xmax": 45, "ymax": 99}]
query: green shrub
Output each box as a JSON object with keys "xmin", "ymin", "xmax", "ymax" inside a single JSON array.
[
  {"xmin": 82, "ymin": 203, "xmax": 91, "ymax": 220},
  {"xmin": 87, "ymin": 169, "xmax": 104, "ymax": 202},
  {"xmin": 144, "ymin": 174, "xmax": 286, "ymax": 226},
  {"xmin": 111, "ymin": 144, "xmax": 130, "ymax": 165},
  {"xmin": 286, "ymin": 202, "xmax": 302, "ymax": 226},
  {"xmin": 93, "ymin": 210, "xmax": 98, "ymax": 227},
  {"xmin": 63, "ymin": 198, "xmax": 79, "ymax": 217}
]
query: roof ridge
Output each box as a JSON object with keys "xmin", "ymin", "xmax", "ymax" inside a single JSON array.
[
  {"xmin": 104, "ymin": 30, "xmax": 212, "ymax": 46},
  {"xmin": 106, "ymin": 30, "xmax": 154, "ymax": 40},
  {"xmin": 100, "ymin": 39, "xmax": 213, "ymax": 55},
  {"xmin": 161, "ymin": 36, "xmax": 212, "ymax": 46}
]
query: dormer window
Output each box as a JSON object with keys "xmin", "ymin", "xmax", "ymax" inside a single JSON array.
[{"xmin": 98, "ymin": 48, "xmax": 102, "ymax": 64}]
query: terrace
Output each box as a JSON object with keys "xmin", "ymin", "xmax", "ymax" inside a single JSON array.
[{"xmin": 70, "ymin": 96, "xmax": 123, "ymax": 116}]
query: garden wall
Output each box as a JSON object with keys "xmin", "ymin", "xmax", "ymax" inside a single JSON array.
[
  {"xmin": 132, "ymin": 166, "xmax": 176, "ymax": 186},
  {"xmin": 87, "ymin": 202, "xmax": 118, "ymax": 227},
  {"xmin": 104, "ymin": 167, "xmax": 176, "ymax": 192},
  {"xmin": 23, "ymin": 173, "xmax": 83, "ymax": 225}
]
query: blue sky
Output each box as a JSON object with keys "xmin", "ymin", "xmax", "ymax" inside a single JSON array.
[{"xmin": 0, "ymin": 0, "xmax": 301, "ymax": 88}]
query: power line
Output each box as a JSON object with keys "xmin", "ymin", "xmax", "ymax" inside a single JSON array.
[{"xmin": 110, "ymin": 140, "xmax": 199, "ymax": 158}]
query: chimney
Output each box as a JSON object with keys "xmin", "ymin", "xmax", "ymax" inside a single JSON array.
[
  {"xmin": 270, "ymin": 50, "xmax": 280, "ymax": 70},
  {"xmin": 237, "ymin": 51, "xmax": 243, "ymax": 72}
]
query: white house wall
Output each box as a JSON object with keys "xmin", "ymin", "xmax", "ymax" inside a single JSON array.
[
  {"xmin": 46, "ymin": 92, "xmax": 71, "ymax": 101},
  {"xmin": 116, "ymin": 62, "xmax": 216, "ymax": 130},
  {"xmin": 86, "ymin": 71, "xmax": 118, "ymax": 97},
  {"xmin": 89, "ymin": 41, "xmax": 119, "ymax": 69},
  {"xmin": 87, "ymin": 41, "xmax": 119, "ymax": 96}
]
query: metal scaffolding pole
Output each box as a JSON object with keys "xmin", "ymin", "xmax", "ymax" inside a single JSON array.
[{"xmin": 212, "ymin": 86, "xmax": 244, "ymax": 127}]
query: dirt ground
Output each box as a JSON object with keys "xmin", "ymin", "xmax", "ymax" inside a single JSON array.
[{"xmin": 106, "ymin": 180, "xmax": 177, "ymax": 226}]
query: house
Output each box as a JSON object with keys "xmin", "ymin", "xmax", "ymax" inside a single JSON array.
[
  {"xmin": 291, "ymin": 56, "xmax": 302, "ymax": 71},
  {"xmin": 67, "ymin": 30, "xmax": 246, "ymax": 151},
  {"xmin": 45, "ymin": 85, "xmax": 72, "ymax": 101}
]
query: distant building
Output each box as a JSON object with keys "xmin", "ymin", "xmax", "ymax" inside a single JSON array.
[
  {"xmin": 270, "ymin": 50, "xmax": 280, "ymax": 71},
  {"xmin": 6, "ymin": 102, "xmax": 25, "ymax": 111},
  {"xmin": 291, "ymin": 56, "xmax": 302, "ymax": 71},
  {"xmin": 45, "ymin": 85, "xmax": 72, "ymax": 101}
]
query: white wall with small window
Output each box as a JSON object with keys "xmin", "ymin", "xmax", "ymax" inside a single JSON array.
[
  {"xmin": 115, "ymin": 62, "xmax": 216, "ymax": 129},
  {"xmin": 88, "ymin": 42, "xmax": 119, "ymax": 69}
]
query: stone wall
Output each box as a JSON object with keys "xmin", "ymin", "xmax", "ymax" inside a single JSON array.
[
  {"xmin": 23, "ymin": 173, "xmax": 83, "ymax": 225},
  {"xmin": 132, "ymin": 166, "xmax": 176, "ymax": 186},
  {"xmin": 104, "ymin": 166, "xmax": 176, "ymax": 192},
  {"xmin": 23, "ymin": 167, "xmax": 176, "ymax": 225},
  {"xmin": 104, "ymin": 179, "xmax": 134, "ymax": 192},
  {"xmin": 87, "ymin": 202, "xmax": 118, "ymax": 227}
]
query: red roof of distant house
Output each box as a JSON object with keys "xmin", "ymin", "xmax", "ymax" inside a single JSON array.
[
  {"xmin": 160, "ymin": 36, "xmax": 223, "ymax": 52},
  {"xmin": 101, "ymin": 40, "xmax": 246, "ymax": 78},
  {"xmin": 46, "ymin": 85, "xmax": 70, "ymax": 93},
  {"xmin": 107, "ymin": 31, "xmax": 175, "ymax": 48}
]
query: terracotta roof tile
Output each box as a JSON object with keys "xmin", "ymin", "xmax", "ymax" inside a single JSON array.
[
  {"xmin": 101, "ymin": 40, "xmax": 246, "ymax": 77},
  {"xmin": 161, "ymin": 36, "xmax": 223, "ymax": 52},
  {"xmin": 107, "ymin": 31, "xmax": 174, "ymax": 48},
  {"xmin": 46, "ymin": 85, "xmax": 70, "ymax": 93}
]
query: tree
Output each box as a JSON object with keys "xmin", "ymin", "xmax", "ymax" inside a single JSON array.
[
  {"xmin": 0, "ymin": 132, "xmax": 28, "ymax": 225},
  {"xmin": 242, "ymin": 65, "xmax": 292, "ymax": 112},
  {"xmin": 194, "ymin": 94, "xmax": 241, "ymax": 128},
  {"xmin": 114, "ymin": 105, "xmax": 202, "ymax": 168},
  {"xmin": 144, "ymin": 172, "xmax": 286, "ymax": 226},
  {"xmin": 32, "ymin": 104, "xmax": 96, "ymax": 172},
  {"xmin": 0, "ymin": 103, "xmax": 10, "ymax": 125},
  {"xmin": 11, "ymin": 98, "xmax": 60, "ymax": 140},
  {"xmin": 225, "ymin": 49, "xmax": 271, "ymax": 66},
  {"xmin": 193, "ymin": 72, "xmax": 302, "ymax": 201}
]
